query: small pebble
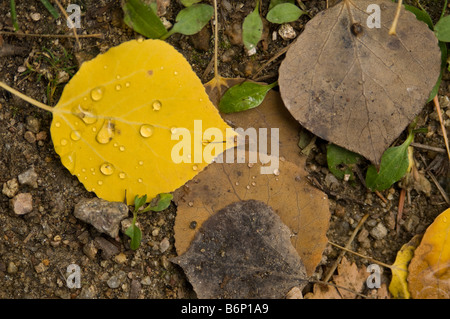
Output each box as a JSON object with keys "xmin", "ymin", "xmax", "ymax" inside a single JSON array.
[
  {"xmin": 159, "ymin": 237, "xmax": 170, "ymax": 253},
  {"xmin": 30, "ymin": 13, "xmax": 41, "ymax": 21},
  {"xmin": 7, "ymin": 261, "xmax": 18, "ymax": 274},
  {"xmin": 278, "ymin": 24, "xmax": 296, "ymax": 40},
  {"xmin": 18, "ymin": 167, "xmax": 38, "ymax": 188},
  {"xmin": 11, "ymin": 193, "xmax": 33, "ymax": 215},
  {"xmin": 370, "ymin": 222, "xmax": 388, "ymax": 240},
  {"xmin": 2, "ymin": 178, "xmax": 19, "ymax": 198},
  {"xmin": 24, "ymin": 131, "xmax": 36, "ymax": 144}
]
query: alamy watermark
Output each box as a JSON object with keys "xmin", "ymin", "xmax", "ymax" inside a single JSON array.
[{"xmin": 170, "ymin": 120, "xmax": 279, "ymax": 174}]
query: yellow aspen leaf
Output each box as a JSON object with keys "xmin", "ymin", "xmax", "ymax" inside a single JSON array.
[
  {"xmin": 48, "ymin": 39, "xmax": 236, "ymax": 204},
  {"xmin": 388, "ymin": 234, "xmax": 422, "ymax": 299},
  {"xmin": 408, "ymin": 208, "xmax": 450, "ymax": 298}
]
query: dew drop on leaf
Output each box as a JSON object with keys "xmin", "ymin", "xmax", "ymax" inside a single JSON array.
[
  {"xmin": 152, "ymin": 100, "xmax": 162, "ymax": 111},
  {"xmin": 70, "ymin": 130, "xmax": 81, "ymax": 141},
  {"xmin": 100, "ymin": 162, "xmax": 114, "ymax": 176},
  {"xmin": 96, "ymin": 119, "xmax": 115, "ymax": 144},
  {"xmin": 115, "ymin": 84, "xmax": 122, "ymax": 91},
  {"xmin": 119, "ymin": 172, "xmax": 126, "ymax": 179},
  {"xmin": 60, "ymin": 138, "xmax": 68, "ymax": 146},
  {"xmin": 139, "ymin": 124, "xmax": 154, "ymax": 137},
  {"xmin": 90, "ymin": 86, "xmax": 105, "ymax": 101}
]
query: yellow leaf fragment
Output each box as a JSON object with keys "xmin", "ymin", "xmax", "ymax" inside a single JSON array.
[
  {"xmin": 408, "ymin": 208, "xmax": 450, "ymax": 298},
  {"xmin": 50, "ymin": 39, "xmax": 236, "ymax": 204},
  {"xmin": 389, "ymin": 234, "xmax": 422, "ymax": 299}
]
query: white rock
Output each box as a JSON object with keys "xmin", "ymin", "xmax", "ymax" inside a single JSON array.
[{"xmin": 11, "ymin": 193, "xmax": 33, "ymax": 215}]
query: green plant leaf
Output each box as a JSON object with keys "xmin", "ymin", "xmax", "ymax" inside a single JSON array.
[
  {"xmin": 404, "ymin": 4, "xmax": 433, "ymax": 30},
  {"xmin": 242, "ymin": 2, "xmax": 263, "ymax": 52},
  {"xmin": 180, "ymin": 0, "xmax": 202, "ymax": 7},
  {"xmin": 267, "ymin": 3, "xmax": 305, "ymax": 24},
  {"xmin": 219, "ymin": 81, "xmax": 278, "ymax": 113},
  {"xmin": 143, "ymin": 193, "xmax": 173, "ymax": 212},
  {"xmin": 122, "ymin": 0, "xmax": 168, "ymax": 39},
  {"xmin": 434, "ymin": 15, "xmax": 450, "ymax": 42},
  {"xmin": 365, "ymin": 132, "xmax": 415, "ymax": 191},
  {"xmin": 134, "ymin": 194, "xmax": 147, "ymax": 211},
  {"xmin": 162, "ymin": 4, "xmax": 213, "ymax": 39},
  {"xmin": 125, "ymin": 224, "xmax": 142, "ymax": 250},
  {"xmin": 10, "ymin": 0, "xmax": 19, "ymax": 31},
  {"xmin": 326, "ymin": 144, "xmax": 361, "ymax": 180},
  {"xmin": 40, "ymin": 0, "xmax": 60, "ymax": 19},
  {"xmin": 269, "ymin": 0, "xmax": 295, "ymax": 11}
]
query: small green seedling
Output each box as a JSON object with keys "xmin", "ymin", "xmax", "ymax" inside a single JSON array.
[
  {"xmin": 125, "ymin": 193, "xmax": 173, "ymax": 250},
  {"xmin": 219, "ymin": 81, "xmax": 278, "ymax": 113},
  {"xmin": 242, "ymin": 0, "xmax": 263, "ymax": 54},
  {"xmin": 122, "ymin": 0, "xmax": 213, "ymax": 40},
  {"xmin": 266, "ymin": 1, "xmax": 306, "ymax": 24}
]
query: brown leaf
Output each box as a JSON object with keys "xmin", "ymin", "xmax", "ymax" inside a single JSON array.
[
  {"xmin": 278, "ymin": 0, "xmax": 441, "ymax": 164},
  {"xmin": 173, "ymin": 149, "xmax": 330, "ymax": 276},
  {"xmin": 171, "ymin": 200, "xmax": 308, "ymax": 298}
]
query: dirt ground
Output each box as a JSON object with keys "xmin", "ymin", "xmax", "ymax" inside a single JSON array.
[{"xmin": 0, "ymin": 0, "xmax": 448, "ymax": 299}]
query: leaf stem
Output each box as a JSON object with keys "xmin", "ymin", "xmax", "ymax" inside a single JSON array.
[
  {"xmin": 0, "ymin": 81, "xmax": 55, "ymax": 113},
  {"xmin": 389, "ymin": 0, "xmax": 403, "ymax": 35}
]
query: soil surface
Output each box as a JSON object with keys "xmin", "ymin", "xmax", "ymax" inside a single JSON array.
[{"xmin": 0, "ymin": 0, "xmax": 449, "ymax": 299}]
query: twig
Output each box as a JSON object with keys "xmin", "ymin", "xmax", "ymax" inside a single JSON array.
[
  {"xmin": 427, "ymin": 169, "xmax": 450, "ymax": 205},
  {"xmin": 374, "ymin": 190, "xmax": 388, "ymax": 204},
  {"xmin": 53, "ymin": 0, "xmax": 81, "ymax": 49},
  {"xmin": 328, "ymin": 241, "xmax": 392, "ymax": 269},
  {"xmin": 0, "ymin": 81, "xmax": 54, "ymax": 113},
  {"xmin": 389, "ymin": 0, "xmax": 403, "ymax": 35},
  {"xmin": 433, "ymin": 95, "xmax": 450, "ymax": 164},
  {"xmin": 324, "ymin": 213, "xmax": 369, "ymax": 282},
  {"xmin": 251, "ymin": 43, "xmax": 292, "ymax": 80},
  {"xmin": 0, "ymin": 31, "xmax": 102, "ymax": 39},
  {"xmin": 410, "ymin": 142, "xmax": 446, "ymax": 154},
  {"xmin": 396, "ymin": 188, "xmax": 406, "ymax": 234}
]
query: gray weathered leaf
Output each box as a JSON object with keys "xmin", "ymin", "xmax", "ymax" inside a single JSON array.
[
  {"xmin": 278, "ymin": 0, "xmax": 441, "ymax": 164},
  {"xmin": 171, "ymin": 200, "xmax": 308, "ymax": 299}
]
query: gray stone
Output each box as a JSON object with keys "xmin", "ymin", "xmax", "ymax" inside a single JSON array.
[
  {"xmin": 11, "ymin": 193, "xmax": 33, "ymax": 215},
  {"xmin": 107, "ymin": 270, "xmax": 127, "ymax": 289},
  {"xmin": 7, "ymin": 261, "xmax": 18, "ymax": 274},
  {"xmin": 370, "ymin": 222, "xmax": 388, "ymax": 240},
  {"xmin": 129, "ymin": 279, "xmax": 141, "ymax": 299},
  {"xmin": 74, "ymin": 198, "xmax": 129, "ymax": 238},
  {"xmin": 78, "ymin": 285, "xmax": 97, "ymax": 299},
  {"xmin": 83, "ymin": 240, "xmax": 98, "ymax": 260},
  {"xmin": 159, "ymin": 237, "xmax": 170, "ymax": 253},
  {"xmin": 18, "ymin": 167, "xmax": 38, "ymax": 188}
]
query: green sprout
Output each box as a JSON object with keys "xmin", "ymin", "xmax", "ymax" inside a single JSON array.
[{"xmin": 125, "ymin": 193, "xmax": 173, "ymax": 250}]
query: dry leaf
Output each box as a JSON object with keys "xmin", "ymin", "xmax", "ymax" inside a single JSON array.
[
  {"xmin": 306, "ymin": 257, "xmax": 389, "ymax": 299},
  {"xmin": 171, "ymin": 200, "xmax": 308, "ymax": 298},
  {"xmin": 50, "ymin": 39, "xmax": 235, "ymax": 204},
  {"xmin": 408, "ymin": 208, "xmax": 450, "ymax": 298},
  {"xmin": 278, "ymin": 0, "xmax": 441, "ymax": 164},
  {"xmin": 173, "ymin": 149, "xmax": 330, "ymax": 276},
  {"xmin": 389, "ymin": 234, "xmax": 422, "ymax": 299}
]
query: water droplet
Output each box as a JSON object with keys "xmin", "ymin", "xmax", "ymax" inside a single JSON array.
[
  {"xmin": 70, "ymin": 130, "xmax": 81, "ymax": 141},
  {"xmin": 138, "ymin": 178, "xmax": 143, "ymax": 183},
  {"xmin": 152, "ymin": 100, "xmax": 162, "ymax": 111},
  {"xmin": 81, "ymin": 168, "xmax": 86, "ymax": 173},
  {"xmin": 119, "ymin": 172, "xmax": 126, "ymax": 179},
  {"xmin": 100, "ymin": 162, "xmax": 114, "ymax": 176},
  {"xmin": 116, "ymin": 75, "xmax": 121, "ymax": 80},
  {"xmin": 97, "ymin": 180, "xmax": 103, "ymax": 185},
  {"xmin": 55, "ymin": 122, "xmax": 61, "ymax": 128},
  {"xmin": 96, "ymin": 119, "xmax": 115, "ymax": 144},
  {"xmin": 138, "ymin": 160, "xmax": 144, "ymax": 166},
  {"xmin": 171, "ymin": 127, "xmax": 177, "ymax": 134},
  {"xmin": 443, "ymin": 216, "xmax": 448, "ymax": 223},
  {"xmin": 139, "ymin": 124, "xmax": 154, "ymax": 138},
  {"xmin": 119, "ymin": 146, "xmax": 125, "ymax": 152},
  {"xmin": 115, "ymin": 84, "xmax": 122, "ymax": 91},
  {"xmin": 60, "ymin": 138, "xmax": 68, "ymax": 146},
  {"xmin": 125, "ymin": 82, "xmax": 130, "ymax": 88},
  {"xmin": 192, "ymin": 165, "xmax": 198, "ymax": 171},
  {"xmin": 103, "ymin": 65, "xmax": 108, "ymax": 69},
  {"xmin": 90, "ymin": 86, "xmax": 105, "ymax": 101},
  {"xmin": 174, "ymin": 71, "xmax": 178, "ymax": 76},
  {"xmin": 73, "ymin": 105, "xmax": 97, "ymax": 125},
  {"xmin": 113, "ymin": 142, "xmax": 118, "ymax": 147}
]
